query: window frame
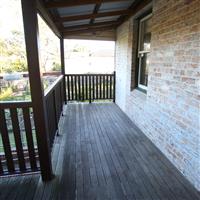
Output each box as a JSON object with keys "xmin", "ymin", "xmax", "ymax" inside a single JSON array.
[{"xmin": 137, "ymin": 13, "xmax": 152, "ymax": 91}]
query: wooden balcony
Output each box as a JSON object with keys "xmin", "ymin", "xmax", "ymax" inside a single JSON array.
[
  {"xmin": 0, "ymin": 0, "xmax": 200, "ymax": 198},
  {"xmin": 0, "ymin": 103, "xmax": 199, "ymax": 200}
]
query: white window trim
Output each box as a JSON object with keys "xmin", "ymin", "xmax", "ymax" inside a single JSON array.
[{"xmin": 137, "ymin": 13, "xmax": 152, "ymax": 91}]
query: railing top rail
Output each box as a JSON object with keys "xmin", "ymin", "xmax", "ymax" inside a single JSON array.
[
  {"xmin": 44, "ymin": 75, "xmax": 63, "ymax": 98},
  {"xmin": 0, "ymin": 101, "xmax": 32, "ymax": 109}
]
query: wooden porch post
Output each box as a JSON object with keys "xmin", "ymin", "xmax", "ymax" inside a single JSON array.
[
  {"xmin": 21, "ymin": 0, "xmax": 53, "ymax": 181},
  {"xmin": 60, "ymin": 38, "xmax": 67, "ymax": 104}
]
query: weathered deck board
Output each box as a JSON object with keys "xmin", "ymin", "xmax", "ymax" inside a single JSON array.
[{"xmin": 0, "ymin": 103, "xmax": 199, "ymax": 200}]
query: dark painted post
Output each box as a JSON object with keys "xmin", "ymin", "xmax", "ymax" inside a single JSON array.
[
  {"xmin": 21, "ymin": 0, "xmax": 53, "ymax": 181},
  {"xmin": 113, "ymin": 71, "xmax": 116, "ymax": 103},
  {"xmin": 60, "ymin": 38, "xmax": 67, "ymax": 104}
]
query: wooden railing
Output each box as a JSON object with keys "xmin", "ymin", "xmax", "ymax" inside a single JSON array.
[
  {"xmin": 0, "ymin": 72, "xmax": 114, "ymax": 178},
  {"xmin": 0, "ymin": 101, "xmax": 39, "ymax": 176},
  {"xmin": 65, "ymin": 72, "xmax": 116, "ymax": 103},
  {"xmin": 0, "ymin": 75, "xmax": 65, "ymax": 178},
  {"xmin": 44, "ymin": 75, "xmax": 64, "ymax": 149}
]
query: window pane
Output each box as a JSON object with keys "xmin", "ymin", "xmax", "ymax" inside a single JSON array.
[
  {"xmin": 139, "ymin": 53, "xmax": 150, "ymax": 87},
  {"xmin": 138, "ymin": 14, "xmax": 152, "ymax": 89},
  {"xmin": 139, "ymin": 16, "xmax": 152, "ymax": 52}
]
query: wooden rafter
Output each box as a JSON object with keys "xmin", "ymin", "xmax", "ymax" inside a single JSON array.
[
  {"xmin": 62, "ymin": 21, "xmax": 120, "ymax": 32},
  {"xmin": 63, "ymin": 25, "xmax": 117, "ymax": 36},
  {"xmin": 42, "ymin": 0, "xmax": 152, "ymax": 36},
  {"xmin": 57, "ymin": 9, "xmax": 131, "ymax": 22},
  {"xmin": 46, "ymin": 0, "xmax": 129, "ymax": 9},
  {"xmin": 90, "ymin": 2, "xmax": 102, "ymax": 24}
]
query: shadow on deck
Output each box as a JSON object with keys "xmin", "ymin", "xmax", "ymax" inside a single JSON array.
[{"xmin": 0, "ymin": 103, "xmax": 199, "ymax": 200}]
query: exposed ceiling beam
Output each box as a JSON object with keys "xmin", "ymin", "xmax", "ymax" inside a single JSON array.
[
  {"xmin": 62, "ymin": 21, "xmax": 120, "ymax": 32},
  {"xmin": 57, "ymin": 9, "xmax": 131, "ymax": 22},
  {"xmin": 63, "ymin": 25, "xmax": 117, "ymax": 36},
  {"xmin": 46, "ymin": 0, "xmax": 130, "ymax": 9},
  {"xmin": 90, "ymin": 2, "xmax": 102, "ymax": 24}
]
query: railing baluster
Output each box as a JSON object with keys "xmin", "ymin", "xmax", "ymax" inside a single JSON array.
[
  {"xmin": 75, "ymin": 75, "xmax": 77, "ymax": 101},
  {"xmin": 103, "ymin": 75, "xmax": 105, "ymax": 99},
  {"xmin": 89, "ymin": 75, "xmax": 91, "ymax": 103},
  {"xmin": 96, "ymin": 75, "xmax": 98, "ymax": 100},
  {"xmin": 23, "ymin": 108, "xmax": 37, "ymax": 170},
  {"xmin": 78, "ymin": 75, "xmax": 81, "ymax": 101},
  {"xmin": 106, "ymin": 75, "xmax": 109, "ymax": 99},
  {"xmin": 10, "ymin": 108, "xmax": 26, "ymax": 171},
  {"xmin": 110, "ymin": 75, "xmax": 112, "ymax": 99},
  {"xmin": 67, "ymin": 75, "xmax": 70, "ymax": 101},
  {"xmin": 86, "ymin": 75, "xmax": 88, "ymax": 100},
  {"xmin": 99, "ymin": 75, "xmax": 102, "ymax": 99},
  {"xmin": 0, "ymin": 158, "xmax": 3, "ymax": 174},
  {"xmin": 101, "ymin": 75, "xmax": 103, "ymax": 99},
  {"xmin": 82, "ymin": 75, "xmax": 84, "ymax": 101},
  {"xmin": 0, "ymin": 109, "xmax": 15, "ymax": 173},
  {"xmin": 71, "ymin": 76, "xmax": 74, "ymax": 100},
  {"xmin": 92, "ymin": 75, "xmax": 95, "ymax": 100}
]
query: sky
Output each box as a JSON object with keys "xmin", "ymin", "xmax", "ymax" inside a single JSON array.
[
  {"xmin": 0, "ymin": 0, "xmax": 115, "ymax": 74},
  {"xmin": 0, "ymin": 0, "xmax": 24, "ymax": 39}
]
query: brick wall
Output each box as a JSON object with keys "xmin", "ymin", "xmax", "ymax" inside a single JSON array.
[{"xmin": 115, "ymin": 0, "xmax": 200, "ymax": 191}]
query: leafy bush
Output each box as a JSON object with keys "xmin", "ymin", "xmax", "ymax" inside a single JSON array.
[
  {"xmin": 52, "ymin": 62, "xmax": 61, "ymax": 71},
  {"xmin": 0, "ymin": 88, "xmax": 13, "ymax": 100}
]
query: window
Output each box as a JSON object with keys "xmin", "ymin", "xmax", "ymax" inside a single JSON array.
[{"xmin": 137, "ymin": 13, "xmax": 152, "ymax": 91}]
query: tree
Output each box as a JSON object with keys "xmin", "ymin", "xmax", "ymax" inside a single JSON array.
[{"xmin": 0, "ymin": 30, "xmax": 27, "ymax": 73}]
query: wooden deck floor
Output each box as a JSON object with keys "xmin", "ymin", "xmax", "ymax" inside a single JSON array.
[{"xmin": 0, "ymin": 103, "xmax": 199, "ymax": 200}]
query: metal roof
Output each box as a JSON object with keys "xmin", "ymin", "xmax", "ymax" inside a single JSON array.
[
  {"xmin": 43, "ymin": 0, "xmax": 152, "ymax": 40},
  {"xmin": 58, "ymin": 4, "xmax": 95, "ymax": 17},
  {"xmin": 99, "ymin": 1, "xmax": 134, "ymax": 12}
]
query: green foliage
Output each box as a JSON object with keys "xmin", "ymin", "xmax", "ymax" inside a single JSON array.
[
  {"xmin": 0, "ymin": 87, "xmax": 13, "ymax": 100},
  {"xmin": 52, "ymin": 62, "xmax": 61, "ymax": 71},
  {"xmin": 0, "ymin": 30, "xmax": 27, "ymax": 73},
  {"xmin": 0, "ymin": 82, "xmax": 31, "ymax": 101}
]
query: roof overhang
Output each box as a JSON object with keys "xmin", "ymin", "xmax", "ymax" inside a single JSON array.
[{"xmin": 38, "ymin": 0, "xmax": 152, "ymax": 40}]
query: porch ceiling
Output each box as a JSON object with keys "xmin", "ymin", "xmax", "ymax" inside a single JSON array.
[{"xmin": 42, "ymin": 0, "xmax": 152, "ymax": 40}]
